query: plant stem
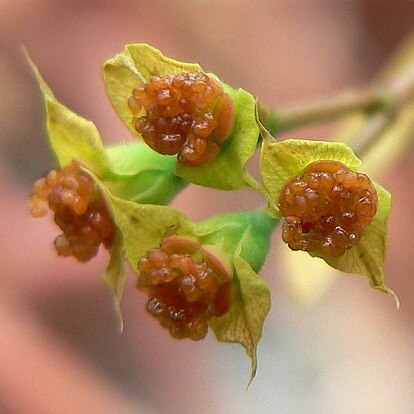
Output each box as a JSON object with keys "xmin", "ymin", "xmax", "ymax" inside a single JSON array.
[
  {"xmin": 259, "ymin": 53, "xmax": 414, "ymax": 144},
  {"xmin": 348, "ymin": 61, "xmax": 414, "ymax": 156},
  {"xmin": 259, "ymin": 88, "xmax": 392, "ymax": 134}
]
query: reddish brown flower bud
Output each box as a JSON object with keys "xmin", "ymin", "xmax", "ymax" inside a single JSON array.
[
  {"xmin": 279, "ymin": 160, "xmax": 378, "ymax": 258},
  {"xmin": 29, "ymin": 161, "xmax": 115, "ymax": 262},
  {"xmin": 128, "ymin": 71, "xmax": 235, "ymax": 166},
  {"xmin": 137, "ymin": 236, "xmax": 234, "ymax": 340}
]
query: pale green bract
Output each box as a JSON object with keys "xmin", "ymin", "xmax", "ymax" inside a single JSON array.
[
  {"xmin": 209, "ymin": 230, "xmax": 271, "ymax": 385},
  {"xmin": 27, "ymin": 53, "xmax": 111, "ymax": 177},
  {"xmin": 93, "ymin": 181, "xmax": 275, "ymax": 382},
  {"xmin": 104, "ymin": 234, "xmax": 127, "ymax": 330},
  {"xmin": 103, "ymin": 43, "xmax": 261, "ymax": 191},
  {"xmin": 105, "ymin": 143, "xmax": 186, "ymax": 205},
  {"xmin": 261, "ymin": 138, "xmax": 361, "ymax": 217},
  {"xmin": 28, "ymin": 54, "xmax": 126, "ymax": 328},
  {"xmin": 103, "ymin": 43, "xmax": 203, "ymax": 140},
  {"xmin": 260, "ymin": 135, "xmax": 397, "ymax": 304},
  {"xmin": 28, "ymin": 54, "xmax": 192, "ymax": 327},
  {"xmin": 175, "ymin": 86, "xmax": 260, "ymax": 190}
]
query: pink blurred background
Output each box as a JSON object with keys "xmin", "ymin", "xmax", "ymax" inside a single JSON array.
[{"xmin": 1, "ymin": 1, "xmax": 414, "ymax": 413}]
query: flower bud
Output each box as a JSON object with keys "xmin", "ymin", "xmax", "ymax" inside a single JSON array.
[
  {"xmin": 128, "ymin": 71, "xmax": 235, "ymax": 166},
  {"xmin": 137, "ymin": 235, "xmax": 234, "ymax": 340},
  {"xmin": 279, "ymin": 160, "xmax": 378, "ymax": 257},
  {"xmin": 30, "ymin": 161, "xmax": 115, "ymax": 261}
]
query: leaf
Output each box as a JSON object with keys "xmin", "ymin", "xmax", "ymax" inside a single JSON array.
[
  {"xmin": 198, "ymin": 212, "xmax": 276, "ymax": 383},
  {"xmin": 314, "ymin": 183, "xmax": 398, "ymax": 305},
  {"xmin": 209, "ymin": 232, "xmax": 271, "ymax": 384},
  {"xmin": 27, "ymin": 53, "xmax": 110, "ymax": 176},
  {"xmin": 104, "ymin": 232, "xmax": 127, "ymax": 331},
  {"xmin": 260, "ymin": 139, "xmax": 361, "ymax": 216},
  {"xmin": 105, "ymin": 142, "xmax": 176, "ymax": 176},
  {"xmin": 195, "ymin": 209, "xmax": 279, "ymax": 271},
  {"xmin": 175, "ymin": 86, "xmax": 260, "ymax": 190},
  {"xmin": 108, "ymin": 169, "xmax": 186, "ymax": 205},
  {"xmin": 99, "ymin": 193, "xmax": 195, "ymax": 271},
  {"xmin": 103, "ymin": 43, "xmax": 203, "ymax": 139},
  {"xmin": 104, "ymin": 142, "xmax": 186, "ymax": 204}
]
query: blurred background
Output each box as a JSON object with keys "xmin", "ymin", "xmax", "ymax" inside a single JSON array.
[{"xmin": 1, "ymin": 1, "xmax": 414, "ymax": 413}]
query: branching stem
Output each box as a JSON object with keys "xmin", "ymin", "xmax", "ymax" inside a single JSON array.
[
  {"xmin": 259, "ymin": 88, "xmax": 391, "ymax": 135},
  {"xmin": 348, "ymin": 62, "xmax": 414, "ymax": 156},
  {"xmin": 258, "ymin": 56, "xmax": 414, "ymax": 157}
]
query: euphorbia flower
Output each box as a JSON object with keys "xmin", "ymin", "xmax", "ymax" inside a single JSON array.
[
  {"xmin": 278, "ymin": 160, "xmax": 378, "ymax": 258},
  {"xmin": 30, "ymin": 160, "xmax": 115, "ymax": 262},
  {"xmin": 128, "ymin": 70, "xmax": 234, "ymax": 167},
  {"xmin": 103, "ymin": 43, "xmax": 261, "ymax": 191},
  {"xmin": 93, "ymin": 180, "xmax": 279, "ymax": 381},
  {"xmin": 259, "ymin": 124, "xmax": 397, "ymax": 304},
  {"xmin": 137, "ymin": 235, "xmax": 234, "ymax": 341}
]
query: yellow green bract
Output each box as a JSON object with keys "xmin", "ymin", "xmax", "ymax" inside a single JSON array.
[
  {"xmin": 104, "ymin": 43, "xmax": 202, "ymax": 139},
  {"xmin": 95, "ymin": 186, "xmax": 272, "ymax": 382},
  {"xmin": 105, "ymin": 143, "xmax": 185, "ymax": 204},
  {"xmin": 28, "ymin": 55, "xmax": 127, "ymax": 326},
  {"xmin": 103, "ymin": 43, "xmax": 261, "ymax": 191},
  {"xmin": 175, "ymin": 86, "xmax": 260, "ymax": 190},
  {"xmin": 28, "ymin": 54, "xmax": 111, "ymax": 177},
  {"xmin": 260, "ymin": 139, "xmax": 361, "ymax": 217},
  {"xmin": 260, "ymin": 136, "xmax": 396, "ymax": 303},
  {"xmin": 28, "ymin": 54, "xmax": 191, "ymax": 328},
  {"xmin": 104, "ymin": 233, "xmax": 127, "ymax": 330},
  {"xmin": 209, "ymin": 234, "xmax": 271, "ymax": 385}
]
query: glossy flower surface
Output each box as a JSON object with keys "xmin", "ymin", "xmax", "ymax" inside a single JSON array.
[
  {"xmin": 279, "ymin": 160, "xmax": 378, "ymax": 258},
  {"xmin": 30, "ymin": 161, "xmax": 115, "ymax": 262},
  {"xmin": 128, "ymin": 71, "xmax": 234, "ymax": 166},
  {"xmin": 138, "ymin": 236, "xmax": 234, "ymax": 340}
]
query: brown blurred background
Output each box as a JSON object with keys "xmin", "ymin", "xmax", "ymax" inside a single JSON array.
[{"xmin": 1, "ymin": 1, "xmax": 414, "ymax": 413}]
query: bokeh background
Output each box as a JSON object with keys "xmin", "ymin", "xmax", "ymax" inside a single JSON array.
[{"xmin": 1, "ymin": 1, "xmax": 414, "ymax": 413}]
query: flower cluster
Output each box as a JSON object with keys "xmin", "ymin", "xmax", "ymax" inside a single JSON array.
[
  {"xmin": 137, "ymin": 236, "xmax": 234, "ymax": 340},
  {"xmin": 128, "ymin": 71, "xmax": 234, "ymax": 166},
  {"xmin": 30, "ymin": 161, "xmax": 115, "ymax": 261},
  {"xmin": 279, "ymin": 160, "xmax": 378, "ymax": 257},
  {"xmin": 27, "ymin": 43, "xmax": 395, "ymax": 381}
]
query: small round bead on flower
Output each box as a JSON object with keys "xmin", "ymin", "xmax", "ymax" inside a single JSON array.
[
  {"xmin": 279, "ymin": 160, "xmax": 378, "ymax": 258},
  {"xmin": 29, "ymin": 160, "xmax": 115, "ymax": 262},
  {"xmin": 137, "ymin": 236, "xmax": 234, "ymax": 340},
  {"xmin": 127, "ymin": 71, "xmax": 235, "ymax": 167}
]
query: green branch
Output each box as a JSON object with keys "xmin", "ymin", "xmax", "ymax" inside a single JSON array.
[{"xmin": 258, "ymin": 88, "xmax": 391, "ymax": 135}]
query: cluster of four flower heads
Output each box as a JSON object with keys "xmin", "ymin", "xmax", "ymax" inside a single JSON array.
[{"xmin": 28, "ymin": 44, "xmax": 394, "ymax": 380}]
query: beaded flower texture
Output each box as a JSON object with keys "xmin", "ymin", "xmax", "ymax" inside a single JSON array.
[
  {"xmin": 279, "ymin": 160, "xmax": 378, "ymax": 258},
  {"xmin": 128, "ymin": 71, "xmax": 234, "ymax": 166},
  {"xmin": 138, "ymin": 236, "xmax": 234, "ymax": 340},
  {"xmin": 30, "ymin": 161, "xmax": 115, "ymax": 262}
]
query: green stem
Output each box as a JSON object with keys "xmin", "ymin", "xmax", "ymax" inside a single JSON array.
[
  {"xmin": 258, "ymin": 88, "xmax": 391, "ymax": 135},
  {"xmin": 243, "ymin": 172, "xmax": 280, "ymax": 214},
  {"xmin": 348, "ymin": 60, "xmax": 414, "ymax": 156},
  {"xmin": 258, "ymin": 55, "xmax": 414, "ymax": 162}
]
